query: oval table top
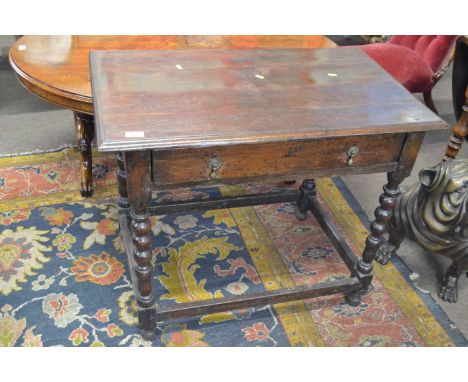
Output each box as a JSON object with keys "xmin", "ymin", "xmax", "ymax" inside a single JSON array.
[{"xmin": 9, "ymin": 35, "xmax": 336, "ymax": 114}]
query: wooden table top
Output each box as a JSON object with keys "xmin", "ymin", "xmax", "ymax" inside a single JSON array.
[
  {"xmin": 9, "ymin": 35, "xmax": 335, "ymax": 114},
  {"xmin": 90, "ymin": 48, "xmax": 447, "ymax": 152}
]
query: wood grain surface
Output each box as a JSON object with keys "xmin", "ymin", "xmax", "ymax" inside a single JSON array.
[
  {"xmin": 152, "ymin": 134, "xmax": 404, "ymax": 186},
  {"xmin": 9, "ymin": 35, "xmax": 335, "ymax": 113},
  {"xmin": 90, "ymin": 48, "xmax": 447, "ymax": 151}
]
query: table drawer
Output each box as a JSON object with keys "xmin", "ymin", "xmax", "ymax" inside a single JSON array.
[{"xmin": 152, "ymin": 133, "xmax": 405, "ymax": 187}]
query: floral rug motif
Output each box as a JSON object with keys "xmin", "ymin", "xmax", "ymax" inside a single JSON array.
[{"xmin": 0, "ymin": 149, "xmax": 466, "ymax": 347}]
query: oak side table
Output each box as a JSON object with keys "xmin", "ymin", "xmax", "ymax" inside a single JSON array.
[
  {"xmin": 90, "ymin": 48, "xmax": 447, "ymax": 339},
  {"xmin": 9, "ymin": 35, "xmax": 335, "ymax": 197}
]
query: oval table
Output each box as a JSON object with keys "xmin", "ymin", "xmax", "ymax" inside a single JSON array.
[{"xmin": 9, "ymin": 35, "xmax": 336, "ymax": 196}]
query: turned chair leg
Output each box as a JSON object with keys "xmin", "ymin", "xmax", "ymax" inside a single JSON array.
[
  {"xmin": 74, "ymin": 112, "xmax": 95, "ymax": 197},
  {"xmin": 444, "ymin": 104, "xmax": 468, "ymax": 161},
  {"xmin": 423, "ymin": 90, "xmax": 438, "ymax": 115}
]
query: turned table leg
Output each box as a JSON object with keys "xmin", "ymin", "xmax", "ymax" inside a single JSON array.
[
  {"xmin": 346, "ymin": 171, "xmax": 402, "ymax": 305},
  {"xmin": 348, "ymin": 132, "xmax": 425, "ymax": 305},
  {"xmin": 74, "ymin": 112, "xmax": 95, "ymax": 197},
  {"xmin": 295, "ymin": 178, "xmax": 316, "ymax": 221},
  {"xmin": 124, "ymin": 150, "xmax": 155, "ymax": 339}
]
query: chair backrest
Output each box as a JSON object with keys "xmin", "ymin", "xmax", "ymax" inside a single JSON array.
[{"xmin": 389, "ymin": 35, "xmax": 457, "ymax": 72}]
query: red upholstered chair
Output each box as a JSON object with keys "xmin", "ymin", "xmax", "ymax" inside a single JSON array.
[{"xmin": 360, "ymin": 35, "xmax": 457, "ymax": 114}]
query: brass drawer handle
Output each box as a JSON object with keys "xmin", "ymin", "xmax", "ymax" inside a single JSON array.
[
  {"xmin": 346, "ymin": 145, "xmax": 360, "ymax": 166},
  {"xmin": 208, "ymin": 157, "xmax": 222, "ymax": 179}
]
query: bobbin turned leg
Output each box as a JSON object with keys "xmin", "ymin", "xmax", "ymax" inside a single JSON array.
[
  {"xmin": 295, "ymin": 179, "xmax": 316, "ymax": 221},
  {"xmin": 349, "ymin": 132, "xmax": 425, "ymax": 304},
  {"xmin": 351, "ymin": 172, "xmax": 401, "ymax": 300},
  {"xmin": 124, "ymin": 151, "xmax": 155, "ymax": 339},
  {"xmin": 74, "ymin": 112, "xmax": 95, "ymax": 197},
  {"xmin": 346, "ymin": 172, "xmax": 401, "ymax": 306}
]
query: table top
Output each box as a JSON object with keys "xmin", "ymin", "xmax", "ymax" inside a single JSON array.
[
  {"xmin": 9, "ymin": 35, "xmax": 335, "ymax": 114},
  {"xmin": 90, "ymin": 48, "xmax": 448, "ymax": 152}
]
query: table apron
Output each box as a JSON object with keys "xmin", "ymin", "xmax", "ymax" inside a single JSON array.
[{"xmin": 151, "ymin": 133, "xmax": 405, "ymax": 187}]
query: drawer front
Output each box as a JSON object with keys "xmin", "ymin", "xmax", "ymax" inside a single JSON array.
[{"xmin": 152, "ymin": 134, "xmax": 404, "ymax": 186}]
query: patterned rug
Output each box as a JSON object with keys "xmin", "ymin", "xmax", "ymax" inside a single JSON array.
[{"xmin": 0, "ymin": 148, "xmax": 466, "ymax": 347}]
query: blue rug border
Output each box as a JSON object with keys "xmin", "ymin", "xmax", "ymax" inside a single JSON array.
[{"xmin": 332, "ymin": 176, "xmax": 468, "ymax": 347}]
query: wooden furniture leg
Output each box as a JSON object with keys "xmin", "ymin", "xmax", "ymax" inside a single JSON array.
[
  {"xmin": 446, "ymin": 39, "xmax": 468, "ymax": 160},
  {"xmin": 444, "ymin": 95, "xmax": 468, "ymax": 161},
  {"xmin": 117, "ymin": 152, "xmax": 129, "ymax": 208},
  {"xmin": 349, "ymin": 132, "xmax": 425, "ymax": 304},
  {"xmin": 352, "ymin": 172, "xmax": 403, "ymax": 296},
  {"xmin": 295, "ymin": 178, "xmax": 364, "ymax": 306},
  {"xmin": 124, "ymin": 151, "xmax": 155, "ymax": 339},
  {"xmin": 295, "ymin": 179, "xmax": 316, "ymax": 221},
  {"xmin": 74, "ymin": 112, "xmax": 95, "ymax": 197}
]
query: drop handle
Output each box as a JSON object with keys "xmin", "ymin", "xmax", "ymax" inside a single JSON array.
[
  {"xmin": 208, "ymin": 158, "xmax": 222, "ymax": 180},
  {"xmin": 346, "ymin": 146, "xmax": 360, "ymax": 166}
]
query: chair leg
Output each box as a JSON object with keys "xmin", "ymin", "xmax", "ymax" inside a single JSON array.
[
  {"xmin": 423, "ymin": 90, "xmax": 439, "ymax": 115},
  {"xmin": 444, "ymin": 104, "xmax": 468, "ymax": 160}
]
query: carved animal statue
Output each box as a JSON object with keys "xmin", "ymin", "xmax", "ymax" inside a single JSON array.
[{"xmin": 376, "ymin": 159, "xmax": 468, "ymax": 303}]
